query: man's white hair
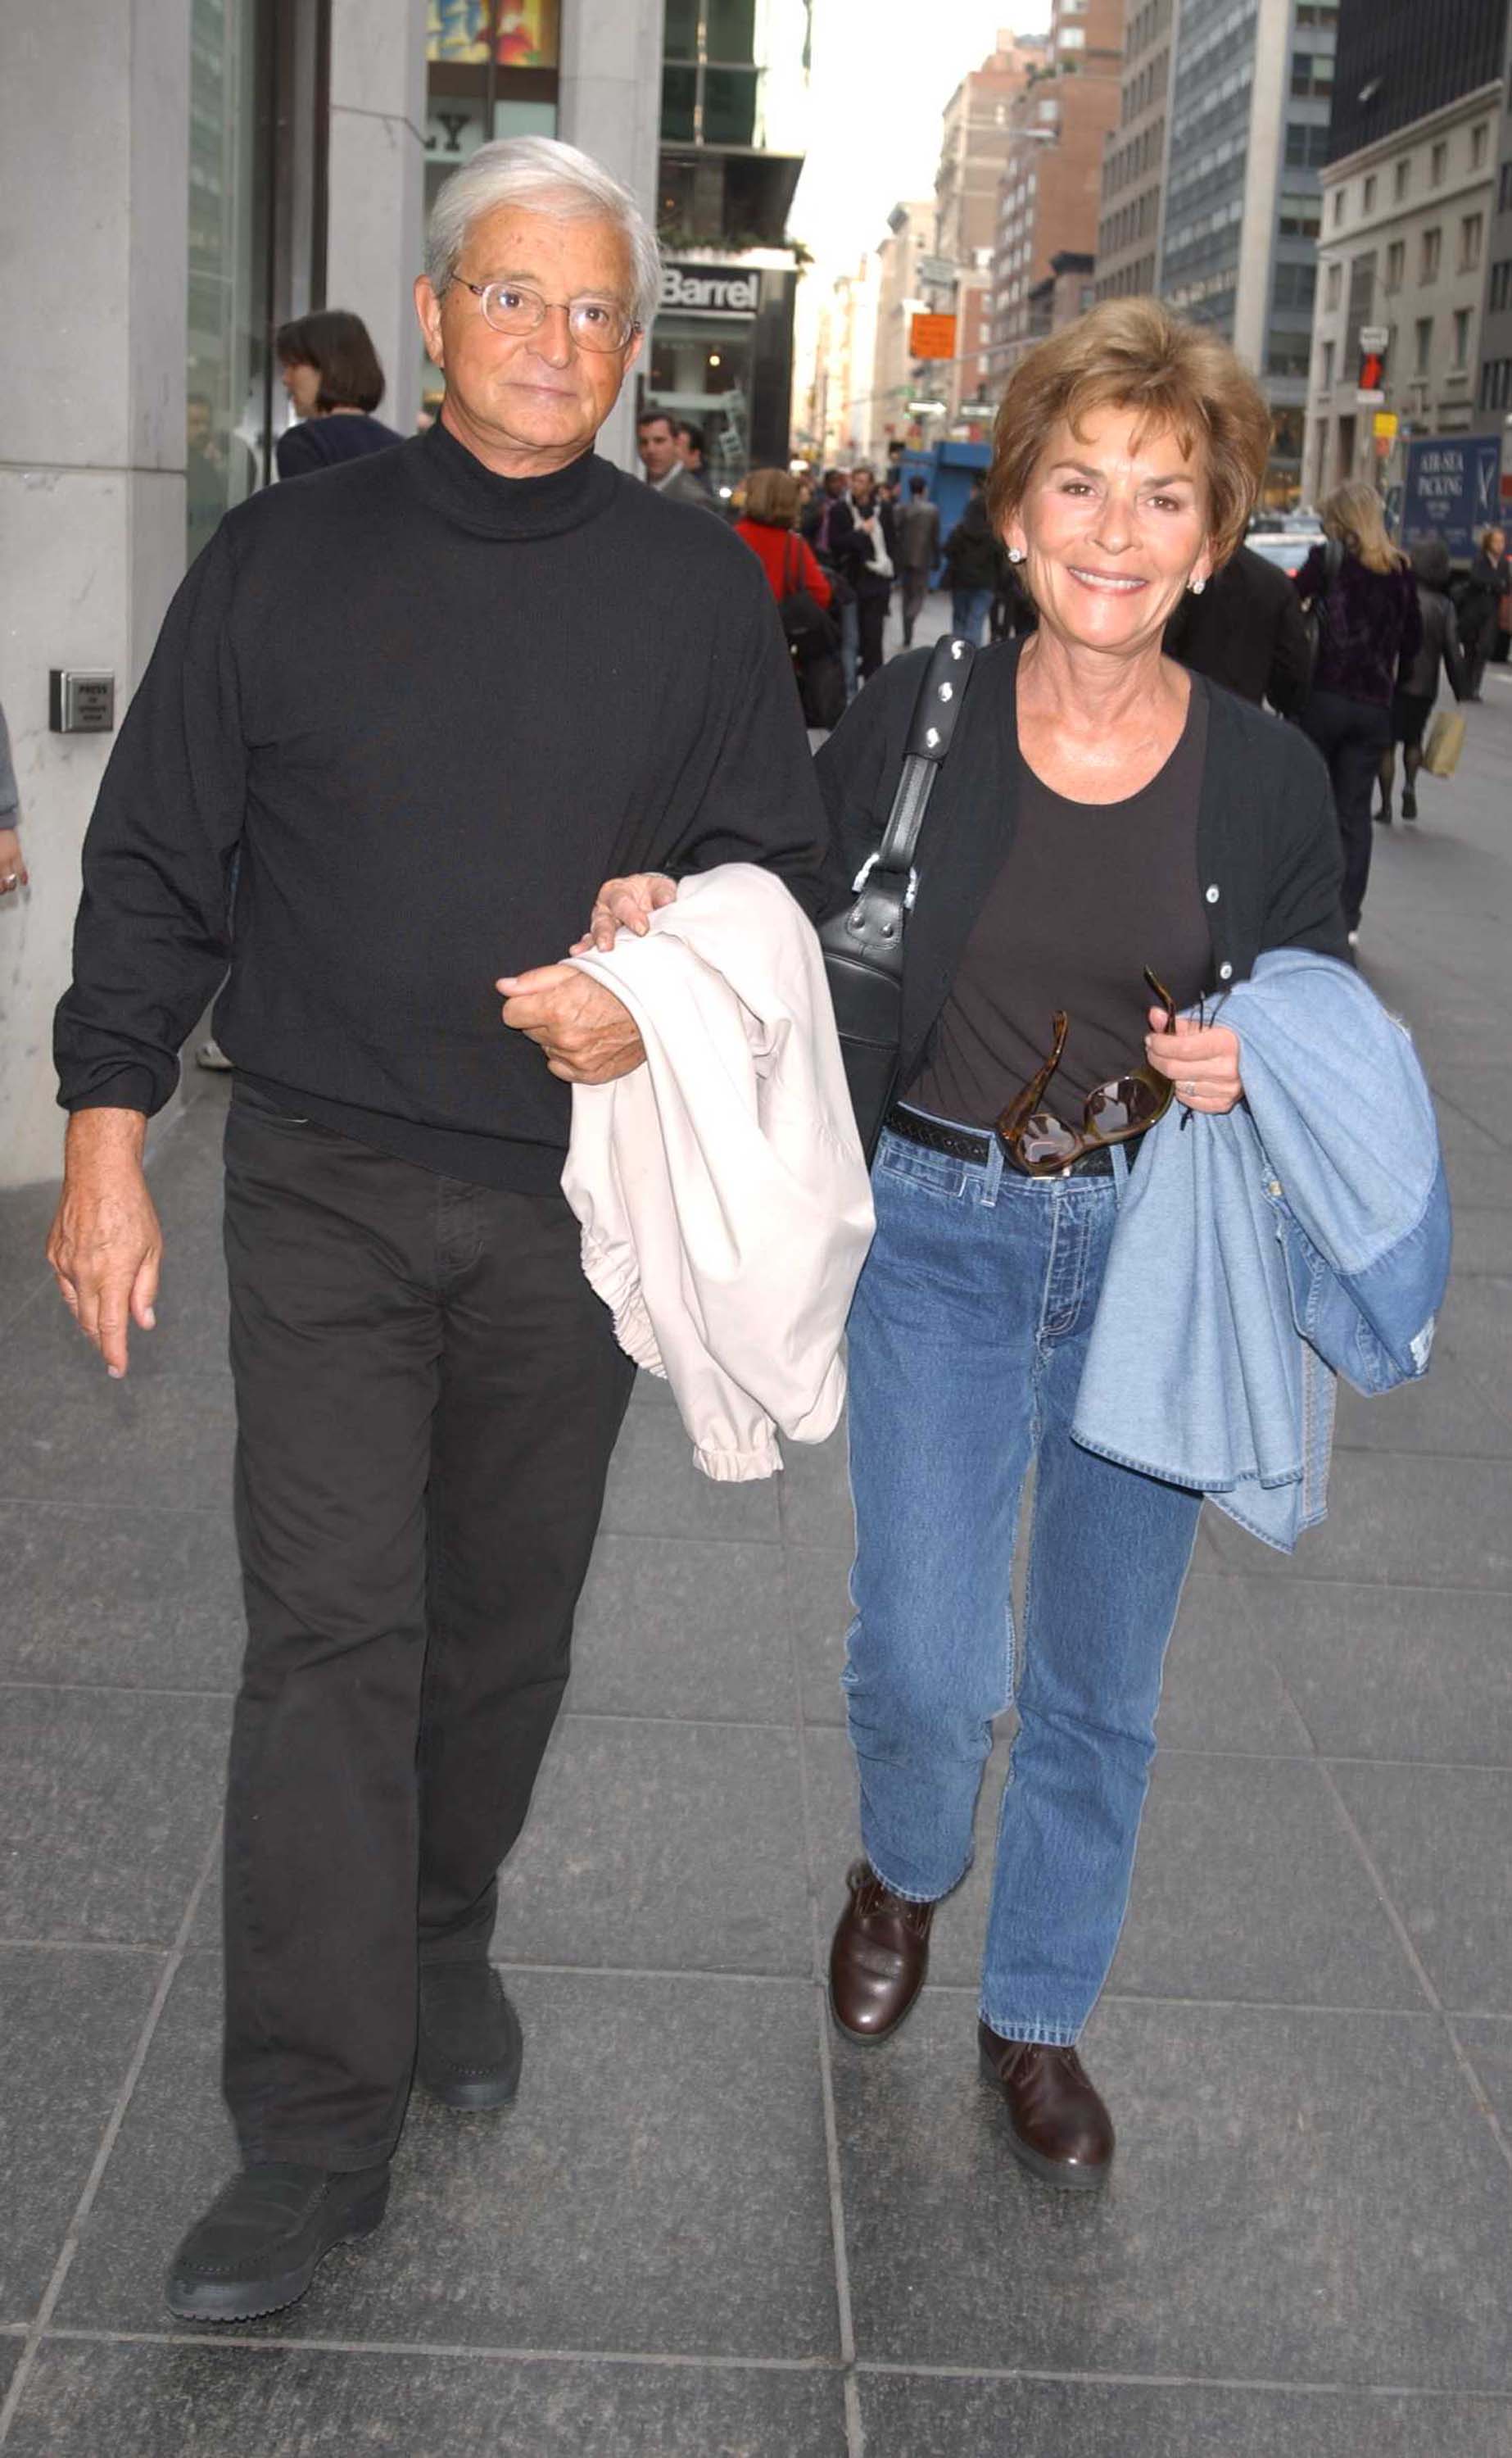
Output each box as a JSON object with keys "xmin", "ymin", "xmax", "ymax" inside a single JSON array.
[{"xmin": 425, "ymin": 136, "xmax": 661, "ymax": 330}]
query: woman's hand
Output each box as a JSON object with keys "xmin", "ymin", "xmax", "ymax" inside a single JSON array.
[
  {"xmin": 0, "ymin": 828, "xmax": 27, "ymax": 896},
  {"xmin": 1145, "ymin": 1007, "xmax": 1243, "ymax": 1113},
  {"xmin": 570, "ymin": 873, "xmax": 677, "ymax": 955}
]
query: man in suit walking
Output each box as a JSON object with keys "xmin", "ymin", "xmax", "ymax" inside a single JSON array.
[{"xmin": 894, "ymin": 475, "xmax": 940, "ymax": 646}]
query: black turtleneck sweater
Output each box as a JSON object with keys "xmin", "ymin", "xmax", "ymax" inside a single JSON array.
[{"xmin": 56, "ymin": 419, "xmax": 835, "ymax": 1190}]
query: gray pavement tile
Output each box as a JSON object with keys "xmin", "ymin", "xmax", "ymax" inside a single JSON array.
[
  {"xmin": 599, "ymin": 1405, "xmax": 780, "ymax": 1544},
  {"xmin": 0, "ymin": 1946, "xmax": 161, "ymax": 2324},
  {"xmin": 785, "ymin": 1545, "xmax": 851, "ymax": 1728},
  {"xmin": 1442, "ymin": 1281, "xmax": 1512, "ymax": 1423},
  {"xmin": 0, "ymin": 1687, "xmax": 227, "ymax": 1945},
  {"xmin": 492, "ymin": 1714, "xmax": 811, "ymax": 1975},
  {"xmin": 857, "ymin": 2374, "xmax": 1512, "ymax": 2457},
  {"xmin": 0, "ymin": 2336, "xmax": 18, "ymax": 2402},
  {"xmin": 6, "ymin": 2342, "xmax": 846, "ymax": 2458},
  {"xmin": 1107, "ymin": 1753, "xmax": 1421, "ymax": 2009},
  {"xmin": 1236, "ymin": 1576, "xmax": 1512, "ymax": 1767},
  {"xmin": 832, "ymin": 1999, "xmax": 1512, "ymax": 2387},
  {"xmin": 1, "ymin": 1296, "xmax": 235, "ymax": 1509},
  {"xmin": 1202, "ymin": 1453, "xmax": 1512, "ymax": 1590},
  {"xmin": 1332, "ymin": 1349, "xmax": 1512, "ymax": 1458},
  {"xmin": 1446, "ymin": 1211, "xmax": 1512, "ymax": 1277},
  {"xmin": 1455, "ymin": 2017, "xmax": 1512, "ymax": 2134},
  {"xmin": 1442, "ymin": 1141, "xmax": 1512, "ymax": 1209},
  {"xmin": 0, "ymin": 1503, "xmax": 243, "ymax": 1694},
  {"xmin": 567, "ymin": 1533, "xmax": 794, "ymax": 1726},
  {"xmin": 0, "ymin": 1180, "xmax": 58, "ymax": 1334},
  {"xmin": 1148, "ymin": 1572, "xmax": 1311, "ymax": 1755},
  {"xmin": 58, "ymin": 1956, "xmax": 842, "ymax": 2360},
  {"xmin": 1328, "ymin": 1762, "xmax": 1512, "ymax": 2016},
  {"xmin": 776, "ymin": 1423, "xmax": 856, "ymax": 1553},
  {"xmin": 1437, "ymin": 1071, "xmax": 1512, "ymax": 1156}
]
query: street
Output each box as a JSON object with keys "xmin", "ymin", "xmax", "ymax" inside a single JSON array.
[{"xmin": 0, "ymin": 632, "xmax": 1509, "ymax": 2456}]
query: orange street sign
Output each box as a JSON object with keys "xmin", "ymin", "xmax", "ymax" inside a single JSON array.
[{"xmin": 910, "ymin": 312, "xmax": 957, "ymax": 361}]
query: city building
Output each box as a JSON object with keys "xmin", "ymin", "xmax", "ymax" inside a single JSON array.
[
  {"xmin": 869, "ymin": 201, "xmax": 939, "ymax": 460},
  {"xmin": 1305, "ymin": 86, "xmax": 1502, "ymax": 503},
  {"xmin": 808, "ymin": 256, "xmax": 881, "ymax": 465},
  {"xmin": 990, "ymin": 0, "xmax": 1125, "ymax": 379},
  {"xmin": 935, "ymin": 32, "xmax": 1050, "ymax": 265},
  {"xmin": 645, "ymin": 0, "xmax": 812, "ymax": 489},
  {"xmin": 1156, "ymin": 0, "xmax": 1338, "ymax": 506},
  {"xmin": 1474, "ymin": 4, "xmax": 1512, "ymax": 441},
  {"xmin": 1094, "ymin": 0, "xmax": 1175, "ymax": 301}
]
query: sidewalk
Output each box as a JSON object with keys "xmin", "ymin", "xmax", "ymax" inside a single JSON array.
[{"xmin": 1, "ymin": 640, "xmax": 1509, "ymax": 2456}]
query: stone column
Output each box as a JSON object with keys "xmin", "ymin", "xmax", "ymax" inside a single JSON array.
[
  {"xmin": 325, "ymin": 0, "xmax": 429, "ymax": 425},
  {"xmin": 0, "ymin": 0, "xmax": 190, "ymax": 1190},
  {"xmin": 557, "ymin": 0, "xmax": 666, "ymax": 475}
]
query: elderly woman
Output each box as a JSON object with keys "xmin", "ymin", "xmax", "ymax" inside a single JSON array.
[{"xmin": 816, "ymin": 299, "xmax": 1347, "ymax": 2188}]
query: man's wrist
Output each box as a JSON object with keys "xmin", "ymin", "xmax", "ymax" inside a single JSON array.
[{"xmin": 65, "ymin": 1106, "xmax": 148, "ymax": 1167}]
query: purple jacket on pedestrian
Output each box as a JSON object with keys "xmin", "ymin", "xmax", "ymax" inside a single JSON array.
[{"xmin": 1294, "ymin": 544, "xmax": 1421, "ymax": 706}]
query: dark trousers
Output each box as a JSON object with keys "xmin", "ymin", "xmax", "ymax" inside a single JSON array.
[
  {"xmin": 900, "ymin": 570, "xmax": 929, "ymax": 646},
  {"xmin": 1463, "ymin": 608, "xmax": 1496, "ymax": 697},
  {"xmin": 220, "ymin": 1086, "xmax": 635, "ymax": 2167},
  {"xmin": 1300, "ymin": 689, "xmax": 1391, "ymax": 931},
  {"xmin": 857, "ymin": 589, "xmax": 889, "ymax": 678}
]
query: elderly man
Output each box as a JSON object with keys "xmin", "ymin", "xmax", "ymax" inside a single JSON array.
[{"xmin": 50, "ymin": 135, "xmax": 831, "ymax": 2322}]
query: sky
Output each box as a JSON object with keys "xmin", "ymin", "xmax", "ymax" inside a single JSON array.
[{"xmin": 790, "ymin": 0, "xmax": 1053, "ymax": 284}]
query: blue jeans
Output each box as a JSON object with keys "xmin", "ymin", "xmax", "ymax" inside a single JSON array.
[
  {"xmin": 950, "ymin": 586, "xmax": 994, "ymax": 645},
  {"xmin": 843, "ymin": 1117, "xmax": 1202, "ymax": 2043}
]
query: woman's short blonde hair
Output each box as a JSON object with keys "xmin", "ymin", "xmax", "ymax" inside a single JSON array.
[
  {"xmin": 986, "ymin": 298, "xmax": 1272, "ymax": 567},
  {"xmin": 744, "ymin": 467, "xmax": 802, "ymax": 528},
  {"xmin": 1320, "ymin": 481, "xmax": 1408, "ymax": 575}
]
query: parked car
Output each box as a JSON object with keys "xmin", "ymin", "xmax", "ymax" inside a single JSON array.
[{"xmin": 1245, "ymin": 526, "xmax": 1324, "ymax": 578}]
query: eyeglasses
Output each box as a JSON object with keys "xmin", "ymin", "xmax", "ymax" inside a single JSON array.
[
  {"xmin": 997, "ymin": 968, "xmax": 1184, "ymax": 1177},
  {"xmin": 453, "ymin": 279, "xmax": 640, "ymax": 353}
]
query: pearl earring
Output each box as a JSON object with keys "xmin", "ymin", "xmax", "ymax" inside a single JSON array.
[
  {"xmin": 1007, "ymin": 546, "xmax": 1025, "ymax": 564},
  {"xmin": 1189, "ymin": 576, "xmax": 1206, "ymax": 595}
]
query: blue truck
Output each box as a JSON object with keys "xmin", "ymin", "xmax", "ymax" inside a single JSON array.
[{"xmin": 1398, "ymin": 433, "xmax": 1504, "ymax": 562}]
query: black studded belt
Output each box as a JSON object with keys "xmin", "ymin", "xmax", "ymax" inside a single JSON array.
[{"xmin": 884, "ymin": 1102, "xmax": 1141, "ymax": 1178}]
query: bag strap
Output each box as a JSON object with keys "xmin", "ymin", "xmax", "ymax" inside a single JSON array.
[
  {"xmin": 781, "ymin": 531, "xmax": 799, "ymax": 601},
  {"xmin": 871, "ymin": 635, "xmax": 976, "ymax": 882}
]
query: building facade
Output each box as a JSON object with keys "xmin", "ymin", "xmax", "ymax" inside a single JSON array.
[
  {"xmin": 1155, "ymin": 0, "xmax": 1336, "ymax": 505},
  {"xmin": 1474, "ymin": 6, "xmax": 1512, "ymax": 438},
  {"xmin": 990, "ymin": 0, "xmax": 1125, "ymax": 376},
  {"xmin": 809, "ymin": 259, "xmax": 881, "ymax": 465},
  {"xmin": 869, "ymin": 202, "xmax": 939, "ymax": 461},
  {"xmin": 1305, "ymin": 87, "xmax": 1502, "ymax": 501},
  {"xmin": 1094, "ymin": 0, "xmax": 1174, "ymax": 300},
  {"xmin": 935, "ymin": 33, "xmax": 1050, "ymax": 265}
]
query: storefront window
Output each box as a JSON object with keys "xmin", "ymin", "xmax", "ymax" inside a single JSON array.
[
  {"xmin": 186, "ymin": 0, "xmax": 268, "ymax": 565},
  {"xmin": 703, "ymin": 66, "xmax": 758, "ymax": 145},
  {"xmin": 648, "ymin": 313, "xmax": 753, "ymax": 491}
]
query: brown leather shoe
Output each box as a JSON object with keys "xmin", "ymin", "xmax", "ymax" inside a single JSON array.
[
  {"xmin": 829, "ymin": 1861, "xmax": 935, "ymax": 2043},
  {"xmin": 977, "ymin": 2022, "xmax": 1115, "ymax": 2191}
]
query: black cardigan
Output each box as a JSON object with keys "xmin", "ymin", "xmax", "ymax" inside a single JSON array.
[{"xmin": 815, "ymin": 638, "xmax": 1348, "ymax": 1093}]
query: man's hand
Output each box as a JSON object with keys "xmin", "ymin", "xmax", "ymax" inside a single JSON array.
[
  {"xmin": 1145, "ymin": 1008, "xmax": 1243, "ymax": 1114},
  {"xmin": 0, "ymin": 827, "xmax": 27, "ymax": 896},
  {"xmin": 47, "ymin": 1109, "xmax": 162, "ymax": 1377},
  {"xmin": 568, "ymin": 872, "xmax": 677, "ymax": 955},
  {"xmin": 497, "ymin": 965, "xmax": 645, "ymax": 1084}
]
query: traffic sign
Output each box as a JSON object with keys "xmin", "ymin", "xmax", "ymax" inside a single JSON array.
[
  {"xmin": 917, "ymin": 254, "xmax": 957, "ymax": 288},
  {"xmin": 909, "ymin": 312, "xmax": 957, "ymax": 361},
  {"xmin": 1359, "ymin": 324, "xmax": 1390, "ymax": 351},
  {"xmin": 1373, "ymin": 411, "xmax": 1398, "ymax": 440}
]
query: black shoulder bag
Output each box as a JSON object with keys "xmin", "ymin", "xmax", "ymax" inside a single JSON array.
[
  {"xmin": 1300, "ymin": 534, "xmax": 1342, "ymax": 692},
  {"xmin": 819, "ymin": 634, "xmax": 976, "ymax": 1161}
]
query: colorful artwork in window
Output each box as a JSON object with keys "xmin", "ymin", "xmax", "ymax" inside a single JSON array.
[{"xmin": 426, "ymin": 0, "xmax": 559, "ymax": 67}]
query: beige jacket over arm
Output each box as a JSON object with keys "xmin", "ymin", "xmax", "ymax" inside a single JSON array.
[{"xmin": 561, "ymin": 864, "xmax": 876, "ymax": 1481}]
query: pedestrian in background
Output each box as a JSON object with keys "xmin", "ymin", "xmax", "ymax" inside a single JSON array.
[
  {"xmin": 1294, "ymin": 483, "xmax": 1420, "ymax": 945},
  {"xmin": 804, "ymin": 468, "xmax": 860, "ymax": 696},
  {"xmin": 1458, "ymin": 525, "xmax": 1509, "ymax": 700},
  {"xmin": 675, "ymin": 418, "xmax": 714, "ymax": 497},
  {"xmin": 1378, "ymin": 536, "xmax": 1467, "ymax": 823},
  {"xmin": 274, "ymin": 311, "xmax": 402, "ymax": 478},
  {"xmin": 1166, "ymin": 539, "xmax": 1312, "ymax": 716},
  {"xmin": 733, "ymin": 466, "xmax": 841, "ymax": 726},
  {"xmin": 636, "ymin": 405, "xmax": 720, "ymax": 510},
  {"xmin": 894, "ymin": 474, "xmax": 940, "ymax": 647},
  {"xmin": 838, "ymin": 462, "xmax": 894, "ymax": 682},
  {"xmin": 0, "ymin": 700, "xmax": 28, "ymax": 900},
  {"xmin": 942, "ymin": 469, "xmax": 1003, "ymax": 644}
]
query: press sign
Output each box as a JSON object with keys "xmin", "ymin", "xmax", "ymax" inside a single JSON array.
[{"xmin": 660, "ymin": 263, "xmax": 761, "ymax": 315}]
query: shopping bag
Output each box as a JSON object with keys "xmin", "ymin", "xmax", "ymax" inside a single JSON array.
[{"xmin": 1422, "ymin": 711, "xmax": 1465, "ymax": 778}]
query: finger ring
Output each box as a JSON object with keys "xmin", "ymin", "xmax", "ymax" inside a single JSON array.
[
  {"xmin": 1183, "ymin": 1080, "xmax": 1197, "ymax": 1097},
  {"xmin": 2, "ymin": 873, "xmax": 15, "ymax": 887}
]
